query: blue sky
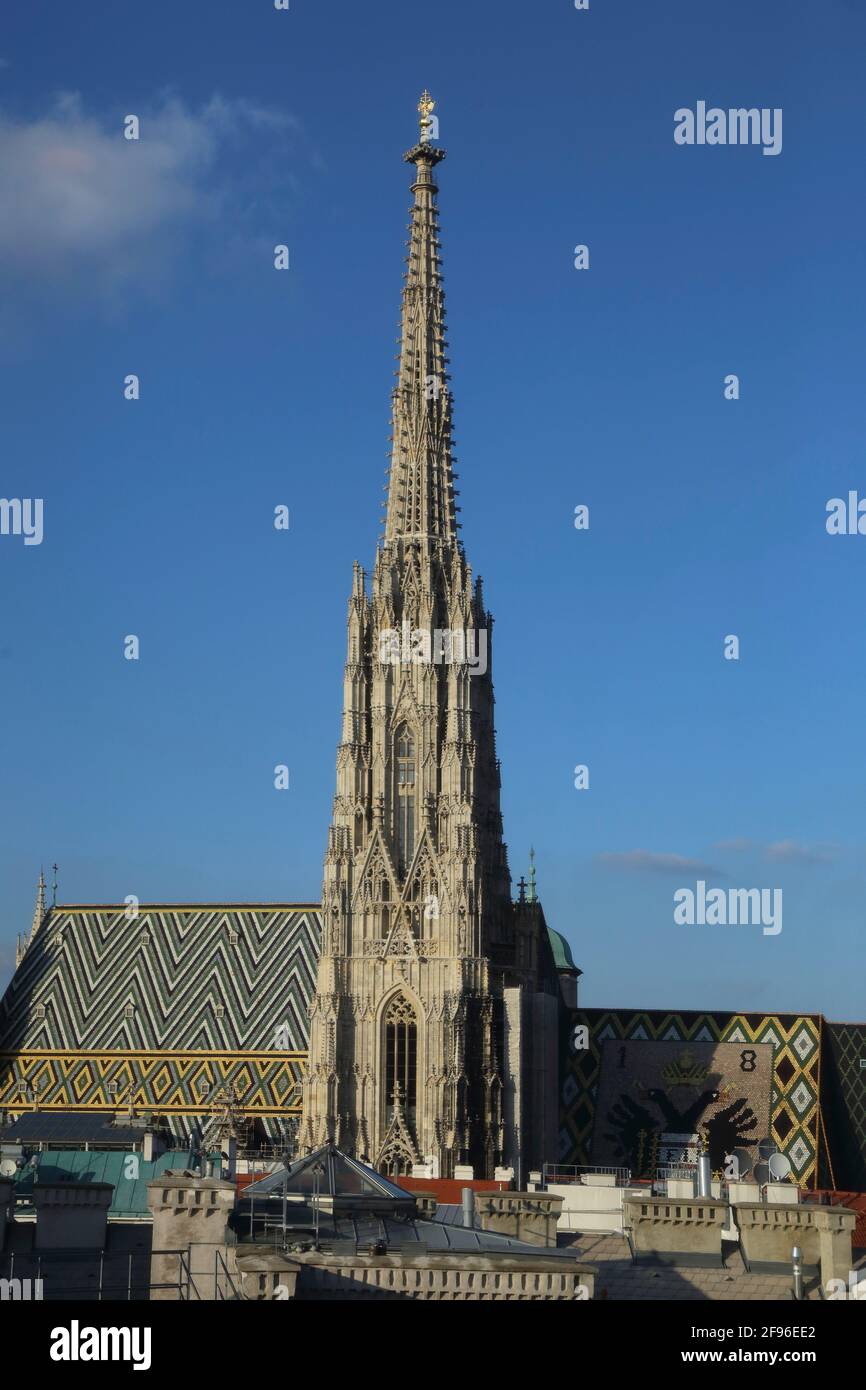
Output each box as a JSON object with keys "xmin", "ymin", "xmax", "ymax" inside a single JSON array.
[{"xmin": 1, "ymin": 0, "xmax": 864, "ymax": 1018}]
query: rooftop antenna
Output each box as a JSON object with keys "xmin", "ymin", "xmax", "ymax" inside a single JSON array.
[{"xmin": 51, "ymin": 864, "xmax": 59, "ymax": 908}]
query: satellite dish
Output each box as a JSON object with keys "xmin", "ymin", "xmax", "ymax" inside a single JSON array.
[
  {"xmin": 753, "ymin": 1161, "xmax": 771, "ymax": 1186},
  {"xmin": 768, "ymin": 1152, "xmax": 792, "ymax": 1181},
  {"xmin": 0, "ymin": 1159, "xmax": 17, "ymax": 1178},
  {"xmin": 757, "ymin": 1137, "xmax": 778, "ymax": 1161},
  {"xmin": 731, "ymin": 1146, "xmax": 753, "ymax": 1179}
]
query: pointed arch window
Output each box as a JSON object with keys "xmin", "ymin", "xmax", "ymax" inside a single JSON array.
[
  {"xmin": 395, "ymin": 727, "xmax": 416, "ymax": 871},
  {"xmin": 385, "ymin": 994, "xmax": 417, "ymax": 1127}
]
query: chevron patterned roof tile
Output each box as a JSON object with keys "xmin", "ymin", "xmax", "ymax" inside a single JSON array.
[{"xmin": 0, "ymin": 906, "xmax": 322, "ymax": 1053}]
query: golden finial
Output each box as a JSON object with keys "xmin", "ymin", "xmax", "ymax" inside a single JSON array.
[{"xmin": 418, "ymin": 89, "xmax": 435, "ymax": 140}]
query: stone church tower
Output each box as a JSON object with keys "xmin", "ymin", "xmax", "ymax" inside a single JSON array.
[{"xmin": 302, "ymin": 95, "xmax": 559, "ymax": 1180}]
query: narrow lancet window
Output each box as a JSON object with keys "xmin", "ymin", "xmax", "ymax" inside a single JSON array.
[
  {"xmin": 385, "ymin": 994, "xmax": 417, "ymax": 1127},
  {"xmin": 395, "ymin": 727, "xmax": 416, "ymax": 871}
]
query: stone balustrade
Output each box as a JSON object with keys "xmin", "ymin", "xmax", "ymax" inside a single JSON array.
[
  {"xmin": 234, "ymin": 1248, "xmax": 594, "ymax": 1300},
  {"xmin": 734, "ymin": 1201, "xmax": 856, "ymax": 1286},
  {"xmin": 624, "ymin": 1194, "xmax": 728, "ymax": 1267},
  {"xmin": 473, "ymin": 1191, "xmax": 564, "ymax": 1247}
]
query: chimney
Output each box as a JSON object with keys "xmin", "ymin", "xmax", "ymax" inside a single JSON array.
[{"xmin": 34, "ymin": 1182, "xmax": 113, "ymax": 1250}]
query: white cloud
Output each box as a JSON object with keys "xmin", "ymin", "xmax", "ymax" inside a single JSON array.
[
  {"xmin": 764, "ymin": 840, "xmax": 837, "ymax": 865},
  {"xmin": 714, "ymin": 837, "xmax": 838, "ymax": 865},
  {"xmin": 0, "ymin": 91, "xmax": 301, "ymax": 297},
  {"xmin": 596, "ymin": 849, "xmax": 723, "ymax": 877}
]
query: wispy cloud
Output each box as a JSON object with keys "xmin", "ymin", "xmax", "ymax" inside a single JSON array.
[
  {"xmin": 596, "ymin": 850, "xmax": 724, "ymax": 877},
  {"xmin": 764, "ymin": 840, "xmax": 838, "ymax": 865},
  {"xmin": 714, "ymin": 837, "xmax": 839, "ymax": 865},
  {"xmin": 0, "ymin": 91, "xmax": 303, "ymax": 305}
]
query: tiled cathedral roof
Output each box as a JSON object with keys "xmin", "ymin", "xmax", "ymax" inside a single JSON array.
[{"xmin": 0, "ymin": 904, "xmax": 321, "ymax": 1054}]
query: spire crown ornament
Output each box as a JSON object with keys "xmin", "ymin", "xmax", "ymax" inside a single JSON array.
[
  {"xmin": 418, "ymin": 89, "xmax": 435, "ymax": 140},
  {"xmin": 404, "ymin": 89, "xmax": 446, "ymax": 170}
]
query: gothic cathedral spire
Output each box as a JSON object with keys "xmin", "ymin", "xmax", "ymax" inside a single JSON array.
[
  {"xmin": 302, "ymin": 96, "xmax": 558, "ymax": 1181},
  {"xmin": 384, "ymin": 94, "xmax": 456, "ymax": 544},
  {"xmin": 16, "ymin": 867, "xmax": 47, "ymax": 969}
]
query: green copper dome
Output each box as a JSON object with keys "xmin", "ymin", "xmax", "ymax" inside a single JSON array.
[{"xmin": 548, "ymin": 926, "xmax": 577, "ymax": 973}]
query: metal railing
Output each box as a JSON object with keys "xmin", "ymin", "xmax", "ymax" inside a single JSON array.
[
  {"xmin": 2, "ymin": 1247, "xmax": 153, "ymax": 1301},
  {"xmin": 214, "ymin": 1248, "xmax": 241, "ymax": 1301},
  {"xmin": 149, "ymin": 1247, "xmax": 201, "ymax": 1300},
  {"xmin": 238, "ymin": 1142, "xmax": 297, "ymax": 1164},
  {"xmin": 542, "ymin": 1163, "xmax": 632, "ymax": 1186},
  {"xmin": 656, "ymin": 1163, "xmax": 699, "ymax": 1182},
  {"xmin": 0, "ymin": 1244, "xmax": 250, "ymax": 1302}
]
